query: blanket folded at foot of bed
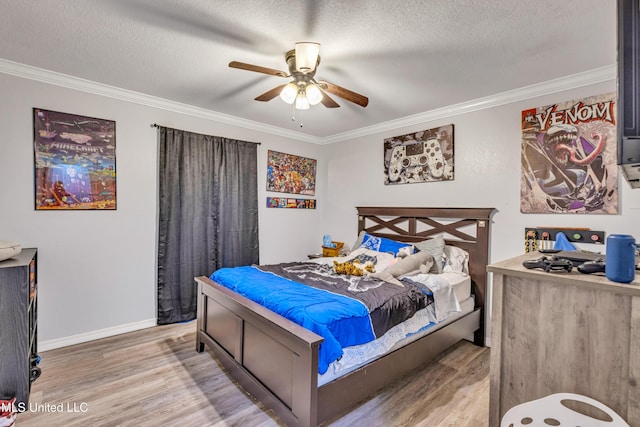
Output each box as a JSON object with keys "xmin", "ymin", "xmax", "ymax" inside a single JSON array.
[{"xmin": 210, "ymin": 262, "xmax": 432, "ymax": 374}]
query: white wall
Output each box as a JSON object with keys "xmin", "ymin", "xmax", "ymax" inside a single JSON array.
[
  {"xmin": 0, "ymin": 72, "xmax": 322, "ymax": 348},
  {"xmin": 2, "ymin": 69, "xmax": 639, "ymax": 349},
  {"xmin": 321, "ymin": 79, "xmax": 640, "ymax": 342}
]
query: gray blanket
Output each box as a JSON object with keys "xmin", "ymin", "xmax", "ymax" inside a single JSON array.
[{"xmin": 257, "ymin": 262, "xmax": 432, "ymax": 337}]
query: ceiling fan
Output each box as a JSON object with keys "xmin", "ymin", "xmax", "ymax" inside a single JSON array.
[{"xmin": 229, "ymin": 42, "xmax": 369, "ymax": 110}]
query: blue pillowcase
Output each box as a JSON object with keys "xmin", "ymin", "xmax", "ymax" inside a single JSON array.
[{"xmin": 359, "ymin": 232, "xmax": 412, "ymax": 256}]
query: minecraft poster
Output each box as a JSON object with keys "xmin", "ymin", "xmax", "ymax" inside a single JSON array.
[
  {"xmin": 520, "ymin": 93, "xmax": 617, "ymax": 214},
  {"xmin": 33, "ymin": 108, "xmax": 116, "ymax": 210}
]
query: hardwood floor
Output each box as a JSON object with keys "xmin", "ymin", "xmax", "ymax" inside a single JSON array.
[{"xmin": 18, "ymin": 322, "xmax": 489, "ymax": 426}]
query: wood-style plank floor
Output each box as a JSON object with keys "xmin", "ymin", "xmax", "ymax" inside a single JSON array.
[{"xmin": 17, "ymin": 322, "xmax": 489, "ymax": 426}]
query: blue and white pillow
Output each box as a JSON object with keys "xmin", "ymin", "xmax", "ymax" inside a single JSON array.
[{"xmin": 359, "ymin": 232, "xmax": 412, "ymax": 256}]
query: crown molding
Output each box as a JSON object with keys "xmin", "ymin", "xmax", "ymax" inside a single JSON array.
[
  {"xmin": 321, "ymin": 64, "xmax": 617, "ymax": 144},
  {"xmin": 0, "ymin": 58, "xmax": 320, "ymax": 144},
  {"xmin": 0, "ymin": 58, "xmax": 615, "ymax": 145}
]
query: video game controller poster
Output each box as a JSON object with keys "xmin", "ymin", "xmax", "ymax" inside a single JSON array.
[
  {"xmin": 520, "ymin": 93, "xmax": 618, "ymax": 214},
  {"xmin": 383, "ymin": 125, "xmax": 454, "ymax": 185}
]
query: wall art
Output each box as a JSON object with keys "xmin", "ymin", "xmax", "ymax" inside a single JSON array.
[
  {"xmin": 266, "ymin": 150, "xmax": 316, "ymax": 195},
  {"xmin": 520, "ymin": 93, "xmax": 617, "ymax": 214},
  {"xmin": 383, "ymin": 124, "xmax": 454, "ymax": 185},
  {"xmin": 33, "ymin": 108, "xmax": 116, "ymax": 210},
  {"xmin": 267, "ymin": 197, "xmax": 316, "ymax": 209}
]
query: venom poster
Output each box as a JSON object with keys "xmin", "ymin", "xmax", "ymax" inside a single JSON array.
[{"xmin": 520, "ymin": 93, "xmax": 617, "ymax": 214}]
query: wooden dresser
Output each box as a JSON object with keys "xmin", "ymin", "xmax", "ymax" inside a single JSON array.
[
  {"xmin": 487, "ymin": 253, "xmax": 640, "ymax": 426},
  {"xmin": 0, "ymin": 248, "xmax": 39, "ymax": 406}
]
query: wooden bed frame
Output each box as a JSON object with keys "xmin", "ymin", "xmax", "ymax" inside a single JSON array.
[{"xmin": 195, "ymin": 207, "xmax": 495, "ymax": 426}]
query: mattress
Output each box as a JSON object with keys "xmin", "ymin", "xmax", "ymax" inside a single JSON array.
[{"xmin": 318, "ymin": 273, "xmax": 472, "ymax": 386}]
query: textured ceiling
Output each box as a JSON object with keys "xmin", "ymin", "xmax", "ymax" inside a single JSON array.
[{"xmin": 0, "ymin": 0, "xmax": 617, "ymax": 139}]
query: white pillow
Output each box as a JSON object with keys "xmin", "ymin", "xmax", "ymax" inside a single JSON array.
[{"xmin": 443, "ymin": 245, "xmax": 470, "ymax": 275}]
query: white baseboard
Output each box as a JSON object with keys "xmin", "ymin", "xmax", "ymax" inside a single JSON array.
[{"xmin": 38, "ymin": 318, "xmax": 158, "ymax": 351}]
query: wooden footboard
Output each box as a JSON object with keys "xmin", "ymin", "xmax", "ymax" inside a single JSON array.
[
  {"xmin": 195, "ymin": 206, "xmax": 495, "ymax": 426},
  {"xmin": 195, "ymin": 275, "xmax": 323, "ymax": 427},
  {"xmin": 196, "ymin": 275, "xmax": 481, "ymax": 426}
]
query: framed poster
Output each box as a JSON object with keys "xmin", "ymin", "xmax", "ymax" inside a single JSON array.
[
  {"xmin": 266, "ymin": 197, "xmax": 316, "ymax": 209},
  {"xmin": 520, "ymin": 93, "xmax": 617, "ymax": 214},
  {"xmin": 33, "ymin": 108, "xmax": 116, "ymax": 210},
  {"xmin": 266, "ymin": 150, "xmax": 316, "ymax": 195},
  {"xmin": 384, "ymin": 125, "xmax": 454, "ymax": 185}
]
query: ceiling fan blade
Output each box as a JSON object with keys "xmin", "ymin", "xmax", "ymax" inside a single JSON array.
[
  {"xmin": 317, "ymin": 80, "xmax": 369, "ymax": 107},
  {"xmin": 229, "ymin": 61, "xmax": 289, "ymax": 78},
  {"xmin": 255, "ymin": 84, "xmax": 287, "ymax": 102},
  {"xmin": 320, "ymin": 90, "xmax": 340, "ymax": 108}
]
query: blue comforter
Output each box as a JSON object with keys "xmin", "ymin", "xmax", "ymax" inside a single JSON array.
[{"xmin": 211, "ymin": 263, "xmax": 429, "ymax": 374}]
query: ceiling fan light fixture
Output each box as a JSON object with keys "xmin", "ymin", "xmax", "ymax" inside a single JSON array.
[
  {"xmin": 295, "ymin": 42, "xmax": 320, "ymax": 74},
  {"xmin": 230, "ymin": 42, "xmax": 369, "ymax": 114},
  {"xmin": 279, "ymin": 82, "xmax": 298, "ymax": 104},
  {"xmin": 295, "ymin": 93, "xmax": 310, "ymax": 110},
  {"xmin": 305, "ymin": 83, "xmax": 323, "ymax": 105}
]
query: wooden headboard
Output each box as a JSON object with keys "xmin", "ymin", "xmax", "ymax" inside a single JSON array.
[{"xmin": 356, "ymin": 206, "xmax": 495, "ymax": 344}]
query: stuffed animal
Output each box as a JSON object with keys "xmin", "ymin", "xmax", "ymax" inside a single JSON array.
[
  {"xmin": 368, "ymin": 251, "xmax": 435, "ymax": 287},
  {"xmin": 333, "ymin": 259, "xmax": 375, "ymax": 276}
]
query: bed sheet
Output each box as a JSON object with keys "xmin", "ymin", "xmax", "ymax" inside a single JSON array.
[
  {"xmin": 439, "ymin": 272, "xmax": 471, "ymax": 302},
  {"xmin": 318, "ymin": 273, "xmax": 471, "ymax": 386}
]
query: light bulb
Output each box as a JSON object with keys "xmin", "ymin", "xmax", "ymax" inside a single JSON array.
[
  {"xmin": 305, "ymin": 84, "xmax": 323, "ymax": 105},
  {"xmin": 295, "ymin": 94, "xmax": 310, "ymax": 110},
  {"xmin": 279, "ymin": 82, "xmax": 298, "ymax": 104}
]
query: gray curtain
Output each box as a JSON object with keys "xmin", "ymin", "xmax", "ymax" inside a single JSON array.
[{"xmin": 157, "ymin": 126, "xmax": 259, "ymax": 325}]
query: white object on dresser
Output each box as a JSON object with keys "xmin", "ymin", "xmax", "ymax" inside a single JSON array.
[{"xmin": 0, "ymin": 240, "xmax": 21, "ymax": 262}]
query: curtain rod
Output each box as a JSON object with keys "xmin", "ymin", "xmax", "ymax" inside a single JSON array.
[{"xmin": 150, "ymin": 123, "xmax": 261, "ymax": 145}]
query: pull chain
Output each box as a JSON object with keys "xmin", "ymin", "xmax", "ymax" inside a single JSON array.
[{"xmin": 290, "ymin": 104, "xmax": 304, "ymax": 128}]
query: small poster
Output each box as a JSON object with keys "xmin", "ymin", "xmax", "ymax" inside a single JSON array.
[
  {"xmin": 267, "ymin": 197, "xmax": 316, "ymax": 209},
  {"xmin": 520, "ymin": 93, "xmax": 617, "ymax": 214},
  {"xmin": 33, "ymin": 108, "xmax": 116, "ymax": 210},
  {"xmin": 266, "ymin": 150, "xmax": 316, "ymax": 195},
  {"xmin": 383, "ymin": 125, "xmax": 454, "ymax": 185}
]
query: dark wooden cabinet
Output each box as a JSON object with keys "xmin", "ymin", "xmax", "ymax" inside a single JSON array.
[
  {"xmin": 618, "ymin": 0, "xmax": 640, "ymax": 187},
  {"xmin": 618, "ymin": 0, "xmax": 640, "ymax": 146},
  {"xmin": 0, "ymin": 248, "xmax": 39, "ymax": 406}
]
